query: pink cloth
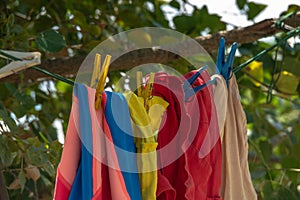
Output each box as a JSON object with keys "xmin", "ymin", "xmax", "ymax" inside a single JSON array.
[{"xmin": 54, "ymin": 84, "xmax": 130, "ymax": 200}]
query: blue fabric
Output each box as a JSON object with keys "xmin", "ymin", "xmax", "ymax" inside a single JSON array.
[
  {"xmin": 105, "ymin": 91, "xmax": 142, "ymax": 200},
  {"xmin": 69, "ymin": 83, "xmax": 93, "ymax": 200},
  {"xmin": 69, "ymin": 158, "xmax": 82, "ymax": 199}
]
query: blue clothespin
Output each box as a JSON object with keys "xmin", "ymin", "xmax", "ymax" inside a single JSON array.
[
  {"xmin": 183, "ymin": 66, "xmax": 216, "ymax": 101},
  {"xmin": 187, "ymin": 65, "xmax": 208, "ymax": 85},
  {"xmin": 216, "ymin": 37, "xmax": 238, "ymax": 85}
]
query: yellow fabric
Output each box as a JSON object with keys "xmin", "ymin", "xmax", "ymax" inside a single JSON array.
[
  {"xmin": 148, "ymin": 96, "xmax": 169, "ymax": 133},
  {"xmin": 123, "ymin": 91, "xmax": 168, "ymax": 200},
  {"xmin": 124, "ymin": 91, "xmax": 156, "ymax": 200}
]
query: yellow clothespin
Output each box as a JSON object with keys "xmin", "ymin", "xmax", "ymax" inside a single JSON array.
[
  {"xmin": 144, "ymin": 73, "xmax": 155, "ymax": 112},
  {"xmin": 94, "ymin": 54, "xmax": 111, "ymax": 110},
  {"xmin": 90, "ymin": 53, "xmax": 101, "ymax": 88},
  {"xmin": 136, "ymin": 71, "xmax": 143, "ymax": 97}
]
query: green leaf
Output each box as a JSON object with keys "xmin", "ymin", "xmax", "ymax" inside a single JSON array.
[
  {"xmin": 261, "ymin": 181, "xmax": 297, "ymax": 200},
  {"xmin": 87, "ymin": 24, "xmax": 102, "ymax": 37},
  {"xmin": 18, "ymin": 170, "xmax": 26, "ymax": 193},
  {"xmin": 43, "ymin": 163, "xmax": 55, "ymax": 176},
  {"xmin": 247, "ymin": 2, "xmax": 267, "ymax": 20},
  {"xmin": 281, "ymin": 156, "xmax": 300, "ymax": 169},
  {"xmin": 283, "ymin": 56, "xmax": 300, "ymax": 77},
  {"xmin": 295, "ymin": 124, "xmax": 300, "ymax": 137},
  {"xmin": 72, "ymin": 10, "xmax": 87, "ymax": 28},
  {"xmin": 153, "ymin": 1, "xmax": 170, "ymax": 27},
  {"xmin": 41, "ymin": 175, "xmax": 52, "ymax": 187},
  {"xmin": 173, "ymin": 15, "xmax": 195, "ymax": 33},
  {"xmin": 170, "ymin": 0, "xmax": 180, "ymax": 9},
  {"xmin": 277, "ymin": 184, "xmax": 297, "ymax": 199},
  {"xmin": 236, "ymin": 0, "xmax": 247, "ymax": 9},
  {"xmin": 56, "ymin": 81, "xmax": 70, "ymax": 93},
  {"xmin": 274, "ymin": 71, "xmax": 299, "ymax": 94},
  {"xmin": 29, "ymin": 121, "xmax": 41, "ymax": 136},
  {"xmin": 193, "ymin": 6, "xmax": 226, "ymax": 33},
  {"xmin": 0, "ymin": 150, "xmax": 16, "ymax": 167},
  {"xmin": 251, "ymin": 170, "xmax": 266, "ymax": 179},
  {"xmin": 20, "ymin": 94, "xmax": 36, "ymax": 111},
  {"xmin": 0, "ymin": 109, "xmax": 17, "ymax": 132},
  {"xmin": 12, "ymin": 24, "xmax": 23, "ymax": 34},
  {"xmin": 36, "ymin": 29, "xmax": 67, "ymax": 53},
  {"xmin": 285, "ymin": 170, "xmax": 299, "ymax": 184},
  {"xmin": 284, "ymin": 4, "xmax": 300, "ymax": 15},
  {"xmin": 259, "ymin": 139, "xmax": 272, "ymax": 161},
  {"xmin": 26, "ymin": 137, "xmax": 47, "ymax": 165},
  {"xmin": 33, "ymin": 16, "xmax": 54, "ymax": 32},
  {"xmin": 7, "ymin": 14, "xmax": 15, "ymax": 27}
]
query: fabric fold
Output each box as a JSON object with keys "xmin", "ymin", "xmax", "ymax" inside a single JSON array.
[
  {"xmin": 124, "ymin": 91, "xmax": 167, "ymax": 200},
  {"xmin": 104, "ymin": 91, "xmax": 142, "ymax": 200},
  {"xmin": 220, "ymin": 75, "xmax": 257, "ymax": 200}
]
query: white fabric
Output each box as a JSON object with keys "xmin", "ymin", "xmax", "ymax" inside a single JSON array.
[
  {"xmin": 219, "ymin": 74, "xmax": 257, "ymax": 200},
  {"xmin": 211, "ymin": 74, "xmax": 228, "ymax": 142}
]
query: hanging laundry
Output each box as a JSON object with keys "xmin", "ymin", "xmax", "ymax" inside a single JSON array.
[
  {"xmin": 124, "ymin": 91, "xmax": 158, "ymax": 200},
  {"xmin": 147, "ymin": 96, "xmax": 169, "ymax": 135},
  {"xmin": 210, "ymin": 74, "xmax": 227, "ymax": 143},
  {"xmin": 152, "ymin": 69, "xmax": 222, "ymax": 200},
  {"xmin": 219, "ymin": 75, "xmax": 257, "ymax": 200},
  {"xmin": 152, "ymin": 72, "xmax": 190, "ymax": 200},
  {"xmin": 54, "ymin": 63, "xmax": 255, "ymax": 200},
  {"xmin": 54, "ymin": 83, "xmax": 130, "ymax": 200},
  {"xmin": 184, "ymin": 70, "xmax": 222, "ymax": 200},
  {"xmin": 53, "ymin": 107, "xmax": 81, "ymax": 200},
  {"xmin": 105, "ymin": 91, "xmax": 142, "ymax": 200}
]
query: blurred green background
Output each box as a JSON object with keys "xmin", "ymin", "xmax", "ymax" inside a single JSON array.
[{"xmin": 0, "ymin": 0, "xmax": 299, "ymax": 199}]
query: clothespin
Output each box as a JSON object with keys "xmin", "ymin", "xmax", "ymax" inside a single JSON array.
[
  {"xmin": 183, "ymin": 66, "xmax": 216, "ymax": 101},
  {"xmin": 94, "ymin": 54, "xmax": 111, "ymax": 110},
  {"xmin": 0, "ymin": 50, "xmax": 41, "ymax": 79},
  {"xmin": 136, "ymin": 71, "xmax": 143, "ymax": 97},
  {"xmin": 90, "ymin": 54, "xmax": 101, "ymax": 88},
  {"xmin": 144, "ymin": 73, "xmax": 155, "ymax": 112},
  {"xmin": 216, "ymin": 37, "xmax": 238, "ymax": 85},
  {"xmin": 186, "ymin": 65, "xmax": 208, "ymax": 85}
]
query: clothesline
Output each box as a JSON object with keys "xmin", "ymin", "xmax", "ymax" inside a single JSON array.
[
  {"xmin": 233, "ymin": 25, "xmax": 300, "ymax": 73},
  {"xmin": 0, "ymin": 12, "xmax": 299, "ymax": 86}
]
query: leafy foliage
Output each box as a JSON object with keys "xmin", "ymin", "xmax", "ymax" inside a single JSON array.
[
  {"xmin": 0, "ymin": 0, "xmax": 299, "ymax": 199},
  {"xmin": 36, "ymin": 30, "xmax": 66, "ymax": 53}
]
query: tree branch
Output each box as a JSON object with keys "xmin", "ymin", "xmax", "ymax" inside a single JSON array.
[{"xmin": 1, "ymin": 12, "xmax": 300, "ymax": 83}]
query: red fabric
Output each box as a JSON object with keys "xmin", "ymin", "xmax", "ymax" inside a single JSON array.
[
  {"xmin": 153, "ymin": 73, "xmax": 191, "ymax": 200},
  {"xmin": 184, "ymin": 70, "xmax": 222, "ymax": 200},
  {"xmin": 156, "ymin": 171, "xmax": 176, "ymax": 199},
  {"xmin": 53, "ymin": 170, "xmax": 71, "ymax": 200},
  {"xmin": 153, "ymin": 71, "xmax": 222, "ymax": 200}
]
